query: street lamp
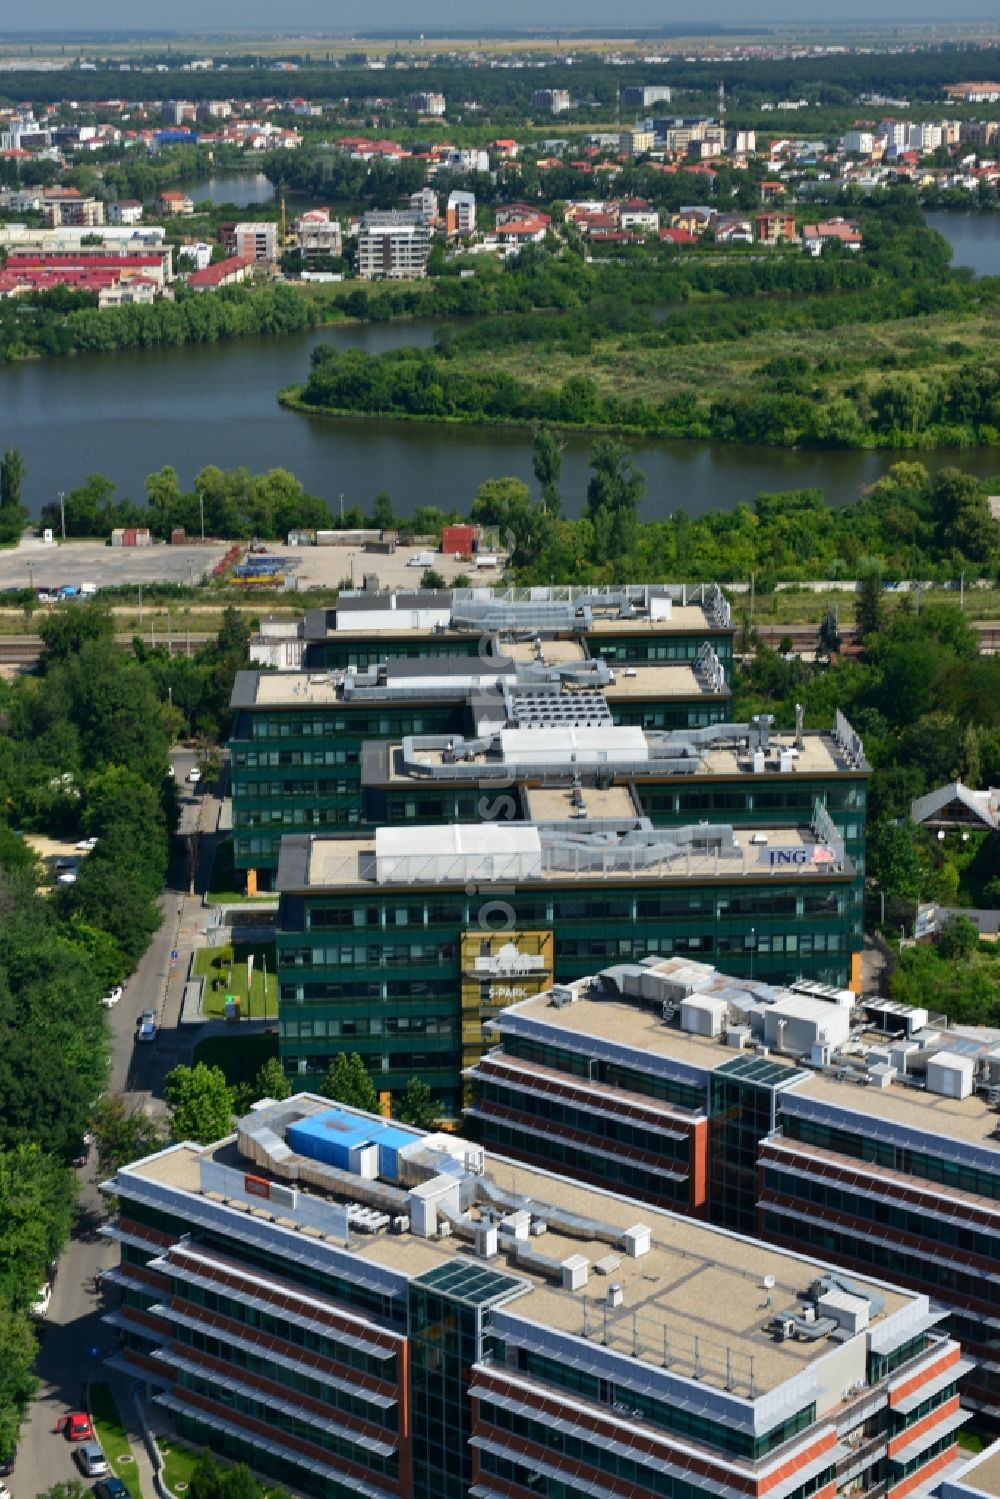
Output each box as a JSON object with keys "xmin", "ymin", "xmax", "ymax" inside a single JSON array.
[
  {"xmin": 748, "ymin": 927, "xmax": 757, "ymax": 984},
  {"xmin": 199, "ymin": 492, "xmax": 205, "ymax": 542},
  {"xmin": 58, "ymin": 490, "xmax": 66, "ymax": 541},
  {"xmin": 26, "ymin": 561, "xmax": 33, "ymax": 594}
]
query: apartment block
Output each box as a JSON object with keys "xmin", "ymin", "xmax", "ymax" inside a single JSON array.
[
  {"xmin": 408, "ymin": 92, "xmax": 446, "ymax": 116},
  {"xmin": 41, "ymin": 187, "xmax": 105, "ymax": 228},
  {"xmin": 274, "ymin": 795, "xmax": 857, "ymax": 1112},
  {"xmin": 446, "ymin": 190, "xmax": 476, "ymax": 237},
  {"xmin": 231, "ymin": 221, "xmax": 280, "ymax": 266},
  {"xmin": 471, "ymin": 954, "xmax": 1000, "ymax": 1418},
  {"xmin": 296, "ymin": 210, "xmax": 342, "ymax": 261},
  {"xmin": 620, "ymin": 129, "xmax": 655, "ymax": 157},
  {"xmin": 101, "ymin": 1093, "xmax": 971, "ymax": 1499},
  {"xmin": 358, "ymin": 211, "xmax": 431, "ymax": 280},
  {"xmin": 532, "ymin": 89, "xmax": 571, "ymax": 114}
]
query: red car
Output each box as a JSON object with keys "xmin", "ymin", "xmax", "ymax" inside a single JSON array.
[{"xmin": 55, "ymin": 1413, "xmax": 93, "ymax": 1443}]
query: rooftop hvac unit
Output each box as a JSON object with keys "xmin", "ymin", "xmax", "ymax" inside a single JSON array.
[{"xmin": 607, "ymin": 1283, "xmax": 624, "ymax": 1308}]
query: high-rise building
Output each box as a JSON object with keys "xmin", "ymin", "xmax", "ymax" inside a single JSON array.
[{"xmin": 102, "ymin": 1093, "xmax": 972, "ymax": 1499}]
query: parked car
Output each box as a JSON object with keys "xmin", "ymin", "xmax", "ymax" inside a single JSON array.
[
  {"xmin": 55, "ymin": 1412, "xmax": 93, "ymax": 1442},
  {"xmin": 77, "ymin": 1442, "xmax": 109, "ymax": 1478},
  {"xmin": 56, "ymin": 871, "xmax": 77, "ymax": 886},
  {"xmin": 75, "ymin": 836, "xmax": 98, "ymax": 852},
  {"xmin": 0, "ymin": 1478, "xmax": 11, "ymax": 1499},
  {"xmin": 101, "ymin": 986, "xmax": 123, "ymax": 1008},
  {"xmin": 30, "ymin": 1283, "xmax": 52, "ymax": 1318},
  {"xmin": 0, "ymin": 1446, "xmax": 15, "ymax": 1477},
  {"xmin": 187, "ymin": 766, "xmax": 202, "ymax": 784},
  {"xmin": 73, "ymin": 1136, "xmax": 92, "ymax": 1168},
  {"xmin": 94, "ymin": 1478, "xmax": 131, "ymax": 1499}
]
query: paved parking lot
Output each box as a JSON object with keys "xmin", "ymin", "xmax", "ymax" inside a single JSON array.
[
  {"xmin": 0, "ymin": 539, "xmax": 230, "ymax": 591},
  {"xmin": 265, "ymin": 542, "xmax": 505, "ymax": 592}
]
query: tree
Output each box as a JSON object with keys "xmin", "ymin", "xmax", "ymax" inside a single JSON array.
[
  {"xmin": 855, "ymin": 568, "xmax": 885, "ymax": 643},
  {"xmin": 0, "ymin": 449, "xmax": 27, "ymax": 544},
  {"xmin": 89, "ymin": 1095, "xmax": 164, "ymax": 1177},
  {"xmin": 421, "ymin": 568, "xmax": 447, "ymax": 590},
  {"xmin": 470, "ymin": 476, "xmax": 547, "ymax": 570},
  {"xmin": 317, "ymin": 1053, "xmax": 379, "ymax": 1114},
  {"xmin": 394, "ymin": 1078, "xmax": 440, "ymax": 1130},
  {"xmin": 189, "ymin": 1452, "xmax": 267, "ymax": 1499},
  {"xmin": 372, "ymin": 491, "xmax": 395, "ymax": 532},
  {"xmin": 164, "ymin": 1063, "xmax": 234, "ymax": 1145},
  {"xmin": 584, "ymin": 438, "xmax": 645, "ymax": 564},
  {"xmin": 0, "ymin": 1145, "xmax": 76, "ymax": 1310},
  {"xmin": 0, "ymin": 1308, "xmax": 43, "ymax": 1474},
  {"xmin": 868, "ymin": 820, "xmax": 924, "ymax": 903},
  {"xmin": 816, "ymin": 608, "xmax": 842, "ymax": 659},
  {"xmin": 252, "ymin": 1056, "xmax": 291, "ymax": 1103},
  {"xmin": 936, "ymin": 914, "xmax": 979, "ymax": 961},
  {"xmin": 531, "ymin": 427, "xmax": 563, "ymax": 517},
  {"xmin": 38, "ymin": 604, "xmax": 115, "ymax": 663}
]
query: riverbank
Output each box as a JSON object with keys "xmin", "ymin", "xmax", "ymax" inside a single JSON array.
[{"xmin": 285, "ymin": 299, "xmax": 1000, "ymax": 451}]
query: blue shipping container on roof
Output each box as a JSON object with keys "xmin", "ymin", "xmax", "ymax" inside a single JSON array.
[{"xmin": 287, "ymin": 1107, "xmax": 415, "ymax": 1181}]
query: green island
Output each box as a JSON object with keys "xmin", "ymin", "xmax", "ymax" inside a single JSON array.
[{"xmin": 284, "ymin": 202, "xmax": 1000, "ymax": 450}]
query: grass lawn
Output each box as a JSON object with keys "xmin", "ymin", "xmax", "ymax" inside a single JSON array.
[
  {"xmin": 193, "ymin": 941, "xmax": 278, "ymax": 1020},
  {"xmin": 90, "ymin": 1381, "xmax": 143, "ymax": 1499},
  {"xmin": 195, "ymin": 1029, "xmax": 279, "ymax": 1087},
  {"xmin": 158, "ymin": 1435, "xmax": 201, "ymax": 1492}
]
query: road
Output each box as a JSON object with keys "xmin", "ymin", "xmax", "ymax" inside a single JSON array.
[{"xmin": 14, "ymin": 748, "xmax": 222, "ymax": 1499}]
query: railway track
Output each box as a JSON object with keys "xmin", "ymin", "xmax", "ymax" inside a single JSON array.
[{"xmin": 0, "ymin": 634, "xmax": 216, "ymax": 668}]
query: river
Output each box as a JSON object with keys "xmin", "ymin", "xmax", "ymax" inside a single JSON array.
[
  {"xmin": 4, "ymin": 318, "xmax": 1000, "ymax": 522},
  {"xmin": 3, "ymin": 205, "xmax": 1000, "ymax": 521},
  {"xmin": 925, "ymin": 209, "xmax": 1000, "ymax": 278},
  {"xmin": 181, "ymin": 171, "xmax": 276, "ymax": 209}
]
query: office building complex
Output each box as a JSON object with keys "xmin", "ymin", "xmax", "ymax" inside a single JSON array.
[
  {"xmin": 621, "ymin": 84, "xmax": 673, "ymax": 108},
  {"xmin": 471, "ymin": 954, "xmax": 1000, "ymax": 1419},
  {"xmin": 102, "ymin": 1094, "xmax": 971, "ymax": 1499},
  {"xmin": 274, "ymin": 794, "xmax": 857, "ymax": 1111},
  {"xmin": 358, "ymin": 211, "xmax": 432, "ymax": 280},
  {"xmin": 231, "ymin": 584, "xmax": 736, "ymax": 881}
]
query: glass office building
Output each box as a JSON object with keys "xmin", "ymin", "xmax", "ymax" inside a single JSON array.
[{"xmin": 101, "ymin": 1094, "xmax": 969, "ymax": 1499}]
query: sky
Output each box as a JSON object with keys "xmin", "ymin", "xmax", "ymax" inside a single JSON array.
[{"xmin": 12, "ymin": 0, "xmax": 1000, "ymax": 31}]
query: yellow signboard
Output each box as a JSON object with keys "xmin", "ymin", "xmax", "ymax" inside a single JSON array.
[{"xmin": 459, "ymin": 930, "xmax": 554, "ymax": 1086}]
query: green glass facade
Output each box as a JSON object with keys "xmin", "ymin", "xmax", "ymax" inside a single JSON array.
[
  {"xmin": 231, "ymin": 701, "xmax": 463, "ymax": 877},
  {"xmin": 708, "ymin": 1055, "xmax": 804, "ymax": 1236},
  {"xmin": 304, "ymin": 631, "xmax": 484, "ymax": 672},
  {"xmin": 231, "ymin": 693, "xmax": 733, "ymax": 880},
  {"xmin": 588, "ymin": 628, "xmax": 734, "ymax": 681},
  {"xmin": 277, "ymin": 874, "xmax": 856, "ymax": 1111},
  {"xmin": 409, "ymin": 1262, "xmax": 522, "ymax": 1499}
]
